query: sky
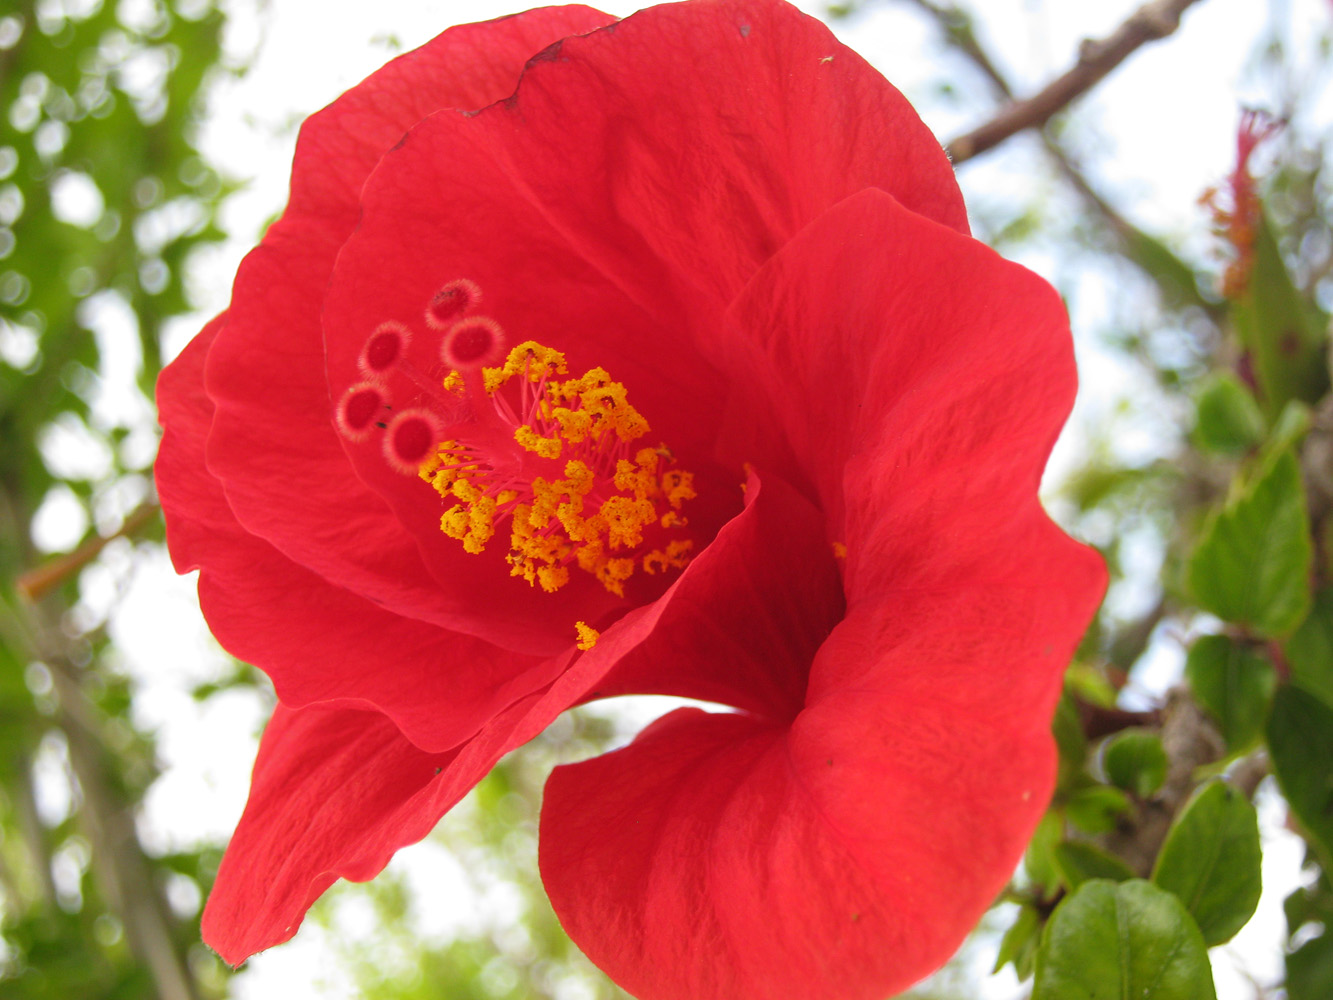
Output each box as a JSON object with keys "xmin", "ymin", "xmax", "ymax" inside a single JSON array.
[{"xmin": 51, "ymin": 0, "xmax": 1332, "ymax": 996}]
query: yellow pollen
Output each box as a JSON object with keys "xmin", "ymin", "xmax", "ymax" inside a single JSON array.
[
  {"xmin": 832, "ymin": 541, "xmax": 848, "ymax": 560},
  {"xmin": 420, "ymin": 341, "xmax": 696, "ymax": 596},
  {"xmin": 575, "ymin": 621, "xmax": 600, "ymax": 650}
]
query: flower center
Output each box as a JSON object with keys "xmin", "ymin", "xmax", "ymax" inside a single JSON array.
[
  {"xmin": 424, "ymin": 341, "xmax": 695, "ymax": 596},
  {"xmin": 336, "ymin": 281, "xmax": 696, "ymax": 597}
]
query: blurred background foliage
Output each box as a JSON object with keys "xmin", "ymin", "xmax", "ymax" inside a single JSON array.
[{"xmin": 0, "ymin": 0, "xmax": 1331, "ymax": 998}]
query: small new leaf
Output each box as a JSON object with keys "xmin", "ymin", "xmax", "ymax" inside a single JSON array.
[
  {"xmin": 1064, "ymin": 785, "xmax": 1131, "ymax": 835},
  {"xmin": 994, "ymin": 903, "xmax": 1042, "ymax": 980},
  {"xmin": 1194, "ymin": 373, "xmax": 1265, "ymax": 455},
  {"xmin": 1187, "ymin": 450, "xmax": 1312, "ymax": 637},
  {"xmin": 1033, "ymin": 879, "xmax": 1217, "ymax": 1000},
  {"xmin": 1152, "ymin": 781, "xmax": 1262, "ymax": 945},
  {"xmin": 1102, "ymin": 729, "xmax": 1167, "ymax": 797}
]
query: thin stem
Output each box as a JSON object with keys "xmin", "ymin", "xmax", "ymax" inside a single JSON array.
[
  {"xmin": 945, "ymin": 0, "xmax": 1209, "ymax": 164},
  {"xmin": 15, "ymin": 501, "xmax": 159, "ymax": 603}
]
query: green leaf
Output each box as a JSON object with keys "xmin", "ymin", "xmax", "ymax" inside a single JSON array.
[
  {"xmin": 994, "ymin": 903, "xmax": 1042, "ymax": 980},
  {"xmin": 1184, "ymin": 634, "xmax": 1277, "ymax": 751},
  {"xmin": 1025, "ymin": 810, "xmax": 1064, "ymax": 898},
  {"xmin": 1286, "ymin": 587, "xmax": 1333, "ymax": 711},
  {"xmin": 1289, "ymin": 930, "xmax": 1333, "ymax": 1000},
  {"xmin": 1186, "ymin": 449, "xmax": 1312, "ymax": 637},
  {"xmin": 1102, "ymin": 729, "xmax": 1167, "ymax": 797},
  {"xmin": 1268, "ymin": 685, "xmax": 1333, "ymax": 869},
  {"xmin": 1033, "ymin": 879, "xmax": 1217, "ymax": 1000},
  {"xmin": 1151, "ymin": 781, "xmax": 1262, "ymax": 944},
  {"xmin": 1051, "ymin": 841, "xmax": 1135, "ymax": 890},
  {"xmin": 1231, "ymin": 213, "xmax": 1329, "ymax": 419},
  {"xmin": 1052, "ymin": 691, "xmax": 1088, "ymax": 790},
  {"xmin": 1193, "ymin": 373, "xmax": 1266, "ymax": 455},
  {"xmin": 1065, "ymin": 784, "xmax": 1132, "ymax": 834},
  {"xmin": 1286, "ymin": 874, "xmax": 1333, "ymax": 1000},
  {"xmin": 1260, "ymin": 399, "xmax": 1313, "ymax": 466}
]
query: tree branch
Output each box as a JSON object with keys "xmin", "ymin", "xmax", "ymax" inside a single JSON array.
[
  {"xmin": 946, "ymin": 0, "xmax": 1208, "ymax": 164},
  {"xmin": 15, "ymin": 501, "xmax": 158, "ymax": 602}
]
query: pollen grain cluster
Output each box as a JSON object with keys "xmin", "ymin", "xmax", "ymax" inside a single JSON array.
[{"xmin": 420, "ymin": 341, "xmax": 696, "ymax": 596}]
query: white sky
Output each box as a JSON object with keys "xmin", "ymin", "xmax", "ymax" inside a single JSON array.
[{"xmin": 68, "ymin": 0, "xmax": 1331, "ymax": 996}]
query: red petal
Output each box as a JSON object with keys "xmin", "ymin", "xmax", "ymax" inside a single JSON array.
[
  {"xmin": 199, "ymin": 454, "xmax": 865, "ymax": 964},
  {"xmin": 541, "ymin": 513, "xmax": 1103, "ymax": 999},
  {"xmin": 157, "ymin": 312, "xmax": 560, "ymax": 753},
  {"xmin": 198, "ymin": 7, "xmax": 616, "ymax": 655},
  {"xmin": 201, "ymin": 704, "xmax": 459, "ymax": 966},
  {"xmin": 590, "ymin": 468, "xmax": 842, "ymax": 721},
  {"xmin": 201, "ymin": 582, "xmax": 685, "ymax": 964},
  {"xmin": 715, "ymin": 187, "xmax": 1078, "ymax": 545},
  {"xmin": 324, "ymin": 0, "xmax": 964, "ymax": 499},
  {"xmin": 540, "ymin": 185, "xmax": 1108, "ymax": 1000}
]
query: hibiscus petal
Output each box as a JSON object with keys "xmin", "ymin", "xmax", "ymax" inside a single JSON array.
[
  {"xmin": 541, "ymin": 508, "xmax": 1104, "ymax": 1000},
  {"xmin": 157, "ymin": 312, "xmax": 569, "ymax": 753},
  {"xmin": 540, "ymin": 183, "xmax": 1108, "ymax": 1000},
  {"xmin": 589, "ymin": 468, "xmax": 843, "ymax": 721},
  {"xmin": 717, "ymin": 186, "xmax": 1080, "ymax": 544},
  {"xmin": 197, "ymin": 6, "xmax": 616, "ymax": 655},
  {"xmin": 201, "ymin": 457, "xmax": 846, "ymax": 963},
  {"xmin": 323, "ymin": 0, "xmax": 965, "ymax": 510},
  {"xmin": 201, "ymin": 703, "xmax": 459, "ymax": 966}
]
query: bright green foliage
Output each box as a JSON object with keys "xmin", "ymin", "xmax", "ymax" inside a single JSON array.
[
  {"xmin": 1101, "ymin": 728, "xmax": 1167, "ymax": 797},
  {"xmin": 1193, "ymin": 373, "xmax": 1266, "ymax": 455},
  {"xmin": 1050, "ymin": 841, "xmax": 1134, "ymax": 890},
  {"xmin": 1268, "ymin": 686, "xmax": 1333, "ymax": 871},
  {"xmin": 1187, "ymin": 449, "xmax": 1312, "ymax": 637},
  {"xmin": 1184, "ymin": 634, "xmax": 1277, "ymax": 751},
  {"xmin": 0, "ymin": 2, "xmax": 231, "ymax": 998},
  {"xmin": 1032, "ymin": 879, "xmax": 1216, "ymax": 1000},
  {"xmin": 1286, "ymin": 587, "xmax": 1333, "ymax": 711},
  {"xmin": 1152, "ymin": 781, "xmax": 1262, "ymax": 945}
]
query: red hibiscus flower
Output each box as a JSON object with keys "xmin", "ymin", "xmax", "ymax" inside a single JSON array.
[{"xmin": 155, "ymin": 1, "xmax": 1106, "ymax": 997}]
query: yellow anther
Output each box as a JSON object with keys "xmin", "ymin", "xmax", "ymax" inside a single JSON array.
[
  {"xmin": 832, "ymin": 541, "xmax": 848, "ymax": 560},
  {"xmin": 425, "ymin": 339, "xmax": 696, "ymax": 596},
  {"xmin": 575, "ymin": 621, "xmax": 600, "ymax": 651},
  {"xmin": 596, "ymin": 557, "xmax": 635, "ymax": 597},
  {"xmin": 515, "ymin": 424, "xmax": 562, "ymax": 459},
  {"xmin": 600, "ymin": 495, "xmax": 656, "ymax": 550},
  {"xmin": 662, "ymin": 469, "xmax": 696, "ymax": 509},
  {"xmin": 538, "ymin": 564, "xmax": 570, "ymax": 593},
  {"xmin": 553, "ymin": 406, "xmax": 594, "ymax": 442}
]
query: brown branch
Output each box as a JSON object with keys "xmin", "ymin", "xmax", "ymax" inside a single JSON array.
[
  {"xmin": 1076, "ymin": 698, "xmax": 1162, "ymax": 741},
  {"xmin": 946, "ymin": 0, "xmax": 1209, "ymax": 164},
  {"xmin": 907, "ymin": 1, "xmax": 1191, "ymax": 284},
  {"xmin": 15, "ymin": 501, "xmax": 158, "ymax": 603}
]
